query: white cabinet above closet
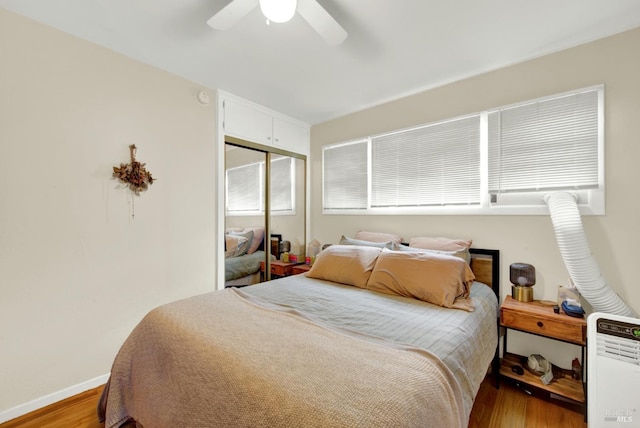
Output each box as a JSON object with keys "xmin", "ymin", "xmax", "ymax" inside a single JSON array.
[{"xmin": 220, "ymin": 91, "xmax": 310, "ymax": 155}]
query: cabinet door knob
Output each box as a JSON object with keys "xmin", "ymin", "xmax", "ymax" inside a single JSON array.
[{"xmin": 537, "ymin": 321, "xmax": 544, "ymax": 328}]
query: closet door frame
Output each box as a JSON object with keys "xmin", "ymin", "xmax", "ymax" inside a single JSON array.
[{"xmin": 218, "ymin": 136, "xmax": 307, "ymax": 289}]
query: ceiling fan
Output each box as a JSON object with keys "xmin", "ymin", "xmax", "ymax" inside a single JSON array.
[{"xmin": 207, "ymin": 0, "xmax": 348, "ymax": 46}]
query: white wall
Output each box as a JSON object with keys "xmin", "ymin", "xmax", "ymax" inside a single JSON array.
[
  {"xmin": 0, "ymin": 9, "xmax": 218, "ymax": 416},
  {"xmin": 310, "ymin": 27, "xmax": 640, "ymax": 366}
]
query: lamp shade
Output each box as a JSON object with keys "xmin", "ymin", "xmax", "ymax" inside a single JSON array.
[
  {"xmin": 510, "ymin": 263, "xmax": 536, "ymax": 286},
  {"xmin": 259, "ymin": 0, "xmax": 297, "ymax": 23}
]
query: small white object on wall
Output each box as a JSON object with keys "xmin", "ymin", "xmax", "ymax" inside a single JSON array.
[{"xmin": 195, "ymin": 91, "xmax": 210, "ymax": 106}]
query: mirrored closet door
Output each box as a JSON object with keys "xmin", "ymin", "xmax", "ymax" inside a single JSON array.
[{"xmin": 223, "ymin": 139, "xmax": 306, "ymax": 288}]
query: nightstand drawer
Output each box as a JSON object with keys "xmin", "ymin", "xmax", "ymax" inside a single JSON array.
[
  {"xmin": 291, "ymin": 264, "xmax": 311, "ymax": 275},
  {"xmin": 270, "ymin": 264, "xmax": 289, "ymax": 276},
  {"xmin": 260, "ymin": 261, "xmax": 304, "ymax": 278},
  {"xmin": 501, "ymin": 309, "xmax": 584, "ymax": 344}
]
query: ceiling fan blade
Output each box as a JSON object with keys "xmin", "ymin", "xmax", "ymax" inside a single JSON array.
[
  {"xmin": 297, "ymin": 0, "xmax": 348, "ymax": 46},
  {"xmin": 207, "ymin": 0, "xmax": 259, "ymax": 31}
]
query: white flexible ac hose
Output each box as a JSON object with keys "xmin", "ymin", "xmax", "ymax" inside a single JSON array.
[{"xmin": 544, "ymin": 192, "xmax": 636, "ymax": 317}]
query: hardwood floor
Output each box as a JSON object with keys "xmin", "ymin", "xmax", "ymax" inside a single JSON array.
[
  {"xmin": 469, "ymin": 377, "xmax": 587, "ymax": 428},
  {"xmin": 0, "ymin": 386, "xmax": 104, "ymax": 428},
  {"xmin": 1, "ymin": 377, "xmax": 586, "ymax": 427}
]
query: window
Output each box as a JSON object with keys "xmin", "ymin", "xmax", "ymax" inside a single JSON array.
[
  {"xmin": 270, "ymin": 156, "xmax": 294, "ymax": 213},
  {"xmin": 226, "ymin": 157, "xmax": 295, "ymax": 215},
  {"xmin": 322, "ymin": 140, "xmax": 368, "ymax": 210},
  {"xmin": 322, "ymin": 85, "xmax": 604, "ymax": 215},
  {"xmin": 371, "ymin": 116, "xmax": 480, "ymax": 207},
  {"xmin": 226, "ymin": 162, "xmax": 263, "ymax": 214}
]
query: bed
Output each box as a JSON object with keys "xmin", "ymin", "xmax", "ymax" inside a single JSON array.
[
  {"xmin": 225, "ymin": 250, "xmax": 267, "ymax": 286},
  {"xmin": 98, "ymin": 243, "xmax": 500, "ymax": 428},
  {"xmin": 224, "ymin": 228, "xmax": 282, "ymax": 287}
]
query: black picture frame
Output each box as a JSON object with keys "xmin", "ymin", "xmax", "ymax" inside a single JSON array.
[{"xmin": 270, "ymin": 234, "xmax": 282, "ymax": 259}]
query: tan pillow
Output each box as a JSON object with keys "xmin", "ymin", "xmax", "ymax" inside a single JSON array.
[
  {"xmin": 306, "ymin": 245, "xmax": 382, "ymax": 288},
  {"xmin": 408, "ymin": 236, "xmax": 472, "ymax": 252},
  {"xmin": 409, "ymin": 237, "xmax": 472, "ymax": 251},
  {"xmin": 354, "ymin": 230, "xmax": 402, "ymax": 245},
  {"xmin": 366, "ymin": 249, "xmax": 476, "ymax": 311}
]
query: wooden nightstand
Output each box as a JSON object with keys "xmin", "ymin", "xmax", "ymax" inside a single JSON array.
[
  {"xmin": 260, "ymin": 261, "xmax": 304, "ymax": 278},
  {"xmin": 291, "ymin": 264, "xmax": 311, "ymax": 275},
  {"xmin": 499, "ymin": 296, "xmax": 586, "ymax": 411}
]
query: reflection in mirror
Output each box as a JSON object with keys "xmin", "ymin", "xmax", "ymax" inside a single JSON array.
[
  {"xmin": 223, "ymin": 144, "xmax": 267, "ymax": 287},
  {"xmin": 270, "ymin": 155, "xmax": 306, "ymax": 268},
  {"xmin": 223, "ymin": 143, "xmax": 306, "ymax": 287}
]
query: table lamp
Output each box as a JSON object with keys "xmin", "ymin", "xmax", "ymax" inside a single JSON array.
[{"xmin": 510, "ymin": 263, "xmax": 536, "ymax": 302}]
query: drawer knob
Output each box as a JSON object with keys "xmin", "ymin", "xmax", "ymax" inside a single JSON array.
[{"xmin": 537, "ymin": 321, "xmax": 544, "ymax": 328}]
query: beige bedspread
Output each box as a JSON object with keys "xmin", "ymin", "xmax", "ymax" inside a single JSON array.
[{"xmin": 100, "ymin": 288, "xmax": 467, "ymax": 428}]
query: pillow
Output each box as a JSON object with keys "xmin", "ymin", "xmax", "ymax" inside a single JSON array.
[
  {"xmin": 225, "ymin": 234, "xmax": 249, "ymax": 258},
  {"xmin": 229, "ymin": 230, "xmax": 254, "ymax": 250},
  {"xmin": 393, "ymin": 242, "xmax": 471, "ymax": 263},
  {"xmin": 225, "ymin": 227, "xmax": 244, "ymax": 233},
  {"xmin": 306, "ymin": 245, "xmax": 382, "ymax": 289},
  {"xmin": 366, "ymin": 249, "xmax": 476, "ymax": 311},
  {"xmin": 242, "ymin": 227, "xmax": 265, "ymax": 254},
  {"xmin": 408, "ymin": 236, "xmax": 472, "ymax": 263},
  {"xmin": 354, "ymin": 231, "xmax": 402, "ymax": 245},
  {"xmin": 339, "ymin": 235, "xmax": 394, "ymax": 249},
  {"xmin": 408, "ymin": 236, "xmax": 472, "ymax": 252}
]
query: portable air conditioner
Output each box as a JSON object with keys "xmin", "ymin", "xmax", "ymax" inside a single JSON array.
[{"xmin": 588, "ymin": 312, "xmax": 640, "ymax": 426}]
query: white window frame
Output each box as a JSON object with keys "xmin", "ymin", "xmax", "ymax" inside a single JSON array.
[{"xmin": 322, "ymin": 85, "xmax": 604, "ymax": 216}]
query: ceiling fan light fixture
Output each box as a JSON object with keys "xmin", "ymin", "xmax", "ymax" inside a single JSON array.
[{"xmin": 259, "ymin": 0, "xmax": 297, "ymax": 23}]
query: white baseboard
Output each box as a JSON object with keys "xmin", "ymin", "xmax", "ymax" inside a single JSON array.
[{"xmin": 0, "ymin": 374, "xmax": 110, "ymax": 424}]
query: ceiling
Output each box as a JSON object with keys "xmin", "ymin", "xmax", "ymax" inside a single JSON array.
[{"xmin": 2, "ymin": 0, "xmax": 640, "ymax": 125}]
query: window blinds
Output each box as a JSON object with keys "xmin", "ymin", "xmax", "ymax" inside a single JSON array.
[
  {"xmin": 226, "ymin": 162, "xmax": 263, "ymax": 212},
  {"xmin": 371, "ymin": 116, "xmax": 481, "ymax": 207},
  {"xmin": 488, "ymin": 89, "xmax": 600, "ymax": 194},
  {"xmin": 323, "ymin": 141, "xmax": 368, "ymax": 210},
  {"xmin": 270, "ymin": 157, "xmax": 293, "ymax": 212},
  {"xmin": 321, "ymin": 86, "xmax": 603, "ymax": 214},
  {"xmin": 227, "ymin": 157, "xmax": 294, "ymax": 214}
]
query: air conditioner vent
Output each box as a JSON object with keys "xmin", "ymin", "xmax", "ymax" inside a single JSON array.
[
  {"xmin": 597, "ymin": 335, "xmax": 640, "ymax": 365},
  {"xmin": 589, "ymin": 313, "xmax": 640, "ymax": 427}
]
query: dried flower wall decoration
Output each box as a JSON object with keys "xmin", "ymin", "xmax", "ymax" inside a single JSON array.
[
  {"xmin": 112, "ymin": 144, "xmax": 155, "ymax": 219},
  {"xmin": 113, "ymin": 144, "xmax": 155, "ymax": 195}
]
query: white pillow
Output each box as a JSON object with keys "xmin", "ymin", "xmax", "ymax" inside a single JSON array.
[
  {"xmin": 225, "ymin": 235, "xmax": 249, "ymax": 258},
  {"xmin": 354, "ymin": 231, "xmax": 402, "ymax": 245},
  {"xmin": 339, "ymin": 235, "xmax": 394, "ymax": 249}
]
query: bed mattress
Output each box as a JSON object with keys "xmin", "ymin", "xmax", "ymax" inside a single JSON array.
[
  {"xmin": 99, "ymin": 273, "xmax": 498, "ymax": 427},
  {"xmin": 244, "ymin": 275, "xmax": 499, "ymax": 418}
]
